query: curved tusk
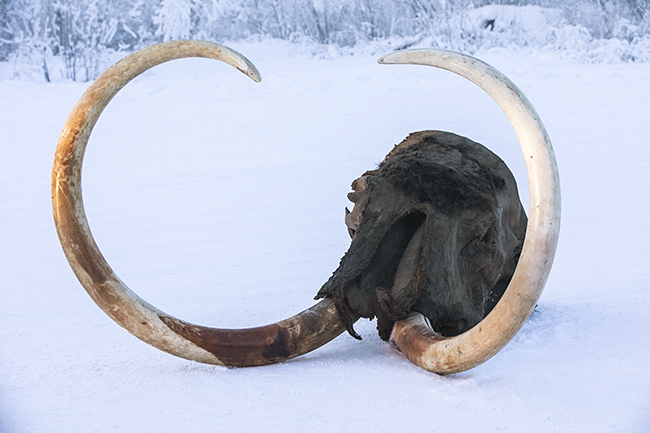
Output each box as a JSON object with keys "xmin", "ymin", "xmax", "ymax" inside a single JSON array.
[
  {"xmin": 52, "ymin": 40, "xmax": 349, "ymax": 366},
  {"xmin": 379, "ymin": 49, "xmax": 560, "ymax": 374}
]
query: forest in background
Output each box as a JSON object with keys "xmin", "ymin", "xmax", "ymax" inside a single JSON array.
[{"xmin": 1, "ymin": 0, "xmax": 650, "ymax": 81}]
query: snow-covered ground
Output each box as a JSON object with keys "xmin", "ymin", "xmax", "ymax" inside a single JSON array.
[{"xmin": 1, "ymin": 40, "xmax": 649, "ymax": 432}]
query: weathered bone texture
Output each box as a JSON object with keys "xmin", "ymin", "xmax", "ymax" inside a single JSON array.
[
  {"xmin": 378, "ymin": 49, "xmax": 560, "ymax": 374},
  {"xmin": 51, "ymin": 40, "xmax": 351, "ymax": 367},
  {"xmin": 317, "ymin": 130, "xmax": 527, "ymax": 342}
]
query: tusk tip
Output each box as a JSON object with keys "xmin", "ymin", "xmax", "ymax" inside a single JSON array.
[
  {"xmin": 237, "ymin": 61, "xmax": 262, "ymax": 83},
  {"xmin": 221, "ymin": 44, "xmax": 262, "ymax": 83},
  {"xmin": 247, "ymin": 69, "xmax": 262, "ymax": 83},
  {"xmin": 377, "ymin": 51, "xmax": 410, "ymax": 65},
  {"xmin": 377, "ymin": 53, "xmax": 396, "ymax": 65}
]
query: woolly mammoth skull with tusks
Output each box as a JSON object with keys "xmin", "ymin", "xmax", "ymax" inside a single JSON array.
[
  {"xmin": 52, "ymin": 40, "xmax": 560, "ymax": 375},
  {"xmin": 316, "ymin": 131, "xmax": 527, "ymax": 342}
]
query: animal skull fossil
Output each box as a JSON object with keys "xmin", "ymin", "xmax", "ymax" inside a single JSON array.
[
  {"xmin": 317, "ymin": 130, "xmax": 528, "ymax": 343},
  {"xmin": 52, "ymin": 40, "xmax": 560, "ymax": 374}
]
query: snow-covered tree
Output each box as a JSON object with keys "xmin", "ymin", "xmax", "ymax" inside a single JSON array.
[
  {"xmin": 155, "ymin": 0, "xmax": 193, "ymax": 41},
  {"xmin": 3, "ymin": 0, "xmax": 650, "ymax": 81}
]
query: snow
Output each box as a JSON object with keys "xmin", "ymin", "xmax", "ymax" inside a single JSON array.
[{"xmin": 1, "ymin": 39, "xmax": 649, "ymax": 432}]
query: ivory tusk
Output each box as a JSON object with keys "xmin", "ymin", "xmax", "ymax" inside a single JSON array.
[
  {"xmin": 380, "ymin": 49, "xmax": 560, "ymax": 374},
  {"xmin": 52, "ymin": 40, "xmax": 349, "ymax": 366}
]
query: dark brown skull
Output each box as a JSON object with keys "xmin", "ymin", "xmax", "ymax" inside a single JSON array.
[{"xmin": 316, "ymin": 131, "xmax": 527, "ymax": 341}]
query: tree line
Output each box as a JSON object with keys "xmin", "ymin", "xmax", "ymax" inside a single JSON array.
[{"xmin": 1, "ymin": 0, "xmax": 649, "ymax": 81}]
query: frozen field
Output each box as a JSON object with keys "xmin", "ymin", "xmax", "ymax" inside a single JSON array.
[{"xmin": 1, "ymin": 40, "xmax": 649, "ymax": 432}]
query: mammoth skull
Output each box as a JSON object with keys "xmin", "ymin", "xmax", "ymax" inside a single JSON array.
[
  {"xmin": 52, "ymin": 40, "xmax": 560, "ymax": 374},
  {"xmin": 317, "ymin": 130, "xmax": 527, "ymax": 342}
]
